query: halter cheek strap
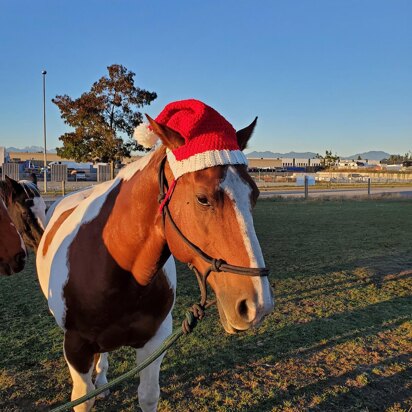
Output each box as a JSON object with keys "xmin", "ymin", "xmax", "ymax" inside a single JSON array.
[
  {"xmin": 157, "ymin": 156, "xmax": 269, "ymax": 308},
  {"xmin": 158, "ymin": 179, "xmax": 177, "ymax": 214}
]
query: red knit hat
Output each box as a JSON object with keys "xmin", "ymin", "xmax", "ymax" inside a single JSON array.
[{"xmin": 134, "ymin": 99, "xmax": 248, "ymax": 179}]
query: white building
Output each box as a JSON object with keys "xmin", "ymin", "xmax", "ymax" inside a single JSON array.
[{"xmin": 0, "ymin": 147, "xmax": 5, "ymax": 168}]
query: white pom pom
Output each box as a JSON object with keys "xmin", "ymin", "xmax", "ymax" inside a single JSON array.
[{"xmin": 133, "ymin": 123, "xmax": 159, "ymax": 148}]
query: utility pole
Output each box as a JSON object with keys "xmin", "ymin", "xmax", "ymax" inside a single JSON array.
[{"xmin": 42, "ymin": 70, "xmax": 48, "ymax": 193}]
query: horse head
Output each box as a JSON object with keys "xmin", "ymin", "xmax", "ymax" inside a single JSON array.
[
  {"xmin": 2, "ymin": 176, "xmax": 46, "ymax": 252},
  {"xmin": 147, "ymin": 113, "xmax": 274, "ymax": 334},
  {"xmin": 0, "ymin": 197, "xmax": 26, "ymax": 275}
]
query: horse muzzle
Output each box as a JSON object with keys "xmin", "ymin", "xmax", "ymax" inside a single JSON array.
[
  {"xmin": 0, "ymin": 251, "xmax": 26, "ymax": 275},
  {"xmin": 216, "ymin": 291, "xmax": 274, "ymax": 334}
]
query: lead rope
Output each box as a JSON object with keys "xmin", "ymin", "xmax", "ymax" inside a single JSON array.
[
  {"xmin": 51, "ymin": 156, "xmax": 269, "ymax": 411},
  {"xmin": 50, "ymin": 161, "xmax": 207, "ymax": 411}
]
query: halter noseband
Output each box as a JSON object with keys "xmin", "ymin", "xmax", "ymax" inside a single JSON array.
[{"xmin": 158, "ymin": 156, "xmax": 269, "ymax": 307}]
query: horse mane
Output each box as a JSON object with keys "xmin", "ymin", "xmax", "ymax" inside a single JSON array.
[
  {"xmin": 0, "ymin": 181, "xmax": 11, "ymax": 203},
  {"xmin": 18, "ymin": 180, "xmax": 41, "ymax": 198}
]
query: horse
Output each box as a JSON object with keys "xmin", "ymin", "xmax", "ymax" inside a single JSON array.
[
  {"xmin": 36, "ymin": 100, "xmax": 274, "ymax": 412},
  {"xmin": 0, "ymin": 175, "xmax": 47, "ymax": 252},
  {"xmin": 0, "ymin": 195, "xmax": 26, "ymax": 275}
]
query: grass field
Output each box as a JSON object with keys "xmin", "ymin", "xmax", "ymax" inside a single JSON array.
[{"xmin": 1, "ymin": 198, "xmax": 411, "ymax": 411}]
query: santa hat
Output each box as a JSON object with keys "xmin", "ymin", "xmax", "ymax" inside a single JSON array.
[{"xmin": 134, "ymin": 99, "xmax": 248, "ymax": 179}]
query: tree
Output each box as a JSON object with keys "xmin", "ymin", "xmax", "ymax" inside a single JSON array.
[
  {"xmin": 316, "ymin": 150, "xmax": 340, "ymax": 169},
  {"xmin": 381, "ymin": 153, "xmax": 411, "ymax": 165},
  {"xmin": 53, "ymin": 64, "xmax": 157, "ymax": 163}
]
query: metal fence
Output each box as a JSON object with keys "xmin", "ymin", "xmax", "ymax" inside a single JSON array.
[
  {"xmin": 97, "ymin": 164, "xmax": 111, "ymax": 182},
  {"xmin": 2, "ymin": 163, "xmax": 19, "ymax": 181},
  {"xmin": 51, "ymin": 164, "xmax": 68, "ymax": 182}
]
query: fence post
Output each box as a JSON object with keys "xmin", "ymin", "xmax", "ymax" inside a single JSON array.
[
  {"xmin": 367, "ymin": 178, "xmax": 371, "ymax": 196},
  {"xmin": 62, "ymin": 180, "xmax": 66, "ymax": 196},
  {"xmin": 304, "ymin": 175, "xmax": 309, "ymax": 199}
]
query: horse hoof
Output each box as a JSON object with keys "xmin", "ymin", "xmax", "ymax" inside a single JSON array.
[{"xmin": 96, "ymin": 389, "xmax": 110, "ymax": 399}]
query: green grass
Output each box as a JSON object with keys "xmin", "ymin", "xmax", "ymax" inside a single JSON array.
[{"xmin": 1, "ymin": 198, "xmax": 411, "ymax": 411}]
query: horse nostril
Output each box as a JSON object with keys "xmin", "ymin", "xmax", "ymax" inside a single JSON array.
[
  {"xmin": 15, "ymin": 251, "xmax": 26, "ymax": 266},
  {"xmin": 236, "ymin": 299, "xmax": 257, "ymax": 323}
]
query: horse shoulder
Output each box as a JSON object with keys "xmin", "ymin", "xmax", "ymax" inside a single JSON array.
[{"xmin": 37, "ymin": 180, "xmax": 120, "ymax": 308}]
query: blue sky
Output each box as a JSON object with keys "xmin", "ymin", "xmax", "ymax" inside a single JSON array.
[{"xmin": 0, "ymin": 0, "xmax": 411, "ymax": 156}]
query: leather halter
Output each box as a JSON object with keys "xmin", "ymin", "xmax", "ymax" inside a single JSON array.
[{"xmin": 158, "ymin": 156, "xmax": 269, "ymax": 307}]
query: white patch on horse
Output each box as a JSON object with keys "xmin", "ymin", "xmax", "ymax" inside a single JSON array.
[
  {"xmin": 117, "ymin": 150, "xmax": 155, "ymax": 181},
  {"xmin": 46, "ymin": 187, "xmax": 95, "ymax": 226},
  {"xmin": 31, "ymin": 196, "xmax": 47, "ymax": 230},
  {"xmin": 64, "ymin": 348, "xmax": 95, "ymax": 412},
  {"xmin": 220, "ymin": 166, "xmax": 273, "ymax": 312},
  {"xmin": 19, "ymin": 230, "xmax": 26, "ymax": 253},
  {"xmin": 46, "ymin": 186, "xmax": 95, "ymax": 226},
  {"xmin": 37, "ymin": 179, "xmax": 121, "ymax": 328}
]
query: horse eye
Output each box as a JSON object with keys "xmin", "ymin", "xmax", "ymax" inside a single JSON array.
[{"xmin": 196, "ymin": 195, "xmax": 210, "ymax": 207}]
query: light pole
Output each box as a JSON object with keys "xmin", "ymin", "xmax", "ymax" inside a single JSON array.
[{"xmin": 42, "ymin": 70, "xmax": 47, "ymax": 193}]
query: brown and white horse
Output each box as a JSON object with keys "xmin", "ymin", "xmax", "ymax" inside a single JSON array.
[
  {"xmin": 0, "ymin": 176, "xmax": 46, "ymax": 252},
  {"xmin": 37, "ymin": 118, "xmax": 273, "ymax": 411},
  {"xmin": 0, "ymin": 193, "xmax": 26, "ymax": 275}
]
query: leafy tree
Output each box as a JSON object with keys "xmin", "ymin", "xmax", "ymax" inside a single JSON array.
[
  {"xmin": 53, "ymin": 64, "xmax": 157, "ymax": 163},
  {"xmin": 381, "ymin": 153, "xmax": 411, "ymax": 165},
  {"xmin": 316, "ymin": 150, "xmax": 340, "ymax": 169}
]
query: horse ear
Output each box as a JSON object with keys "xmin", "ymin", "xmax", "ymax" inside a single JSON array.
[
  {"xmin": 236, "ymin": 117, "xmax": 258, "ymax": 151},
  {"xmin": 5, "ymin": 175, "xmax": 23, "ymax": 198},
  {"xmin": 145, "ymin": 114, "xmax": 185, "ymax": 150}
]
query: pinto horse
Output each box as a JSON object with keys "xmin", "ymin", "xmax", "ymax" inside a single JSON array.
[
  {"xmin": 37, "ymin": 115, "xmax": 274, "ymax": 412},
  {"xmin": 0, "ymin": 195, "xmax": 26, "ymax": 275},
  {"xmin": 0, "ymin": 176, "xmax": 46, "ymax": 251}
]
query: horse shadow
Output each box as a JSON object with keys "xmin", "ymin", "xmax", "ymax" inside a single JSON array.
[
  {"xmin": 149, "ymin": 259, "xmax": 412, "ymax": 411},
  {"xmin": 242, "ymin": 353, "xmax": 412, "ymax": 412}
]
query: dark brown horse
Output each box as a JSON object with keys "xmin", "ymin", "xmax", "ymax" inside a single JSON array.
[
  {"xmin": 37, "ymin": 101, "xmax": 274, "ymax": 412},
  {"xmin": 0, "ymin": 176, "xmax": 46, "ymax": 252},
  {"xmin": 0, "ymin": 193, "xmax": 26, "ymax": 275}
]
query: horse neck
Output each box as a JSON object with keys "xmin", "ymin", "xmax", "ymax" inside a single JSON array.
[{"xmin": 102, "ymin": 148, "xmax": 171, "ymax": 286}]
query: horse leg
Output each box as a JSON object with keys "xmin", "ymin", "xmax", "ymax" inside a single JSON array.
[
  {"xmin": 63, "ymin": 332, "xmax": 96, "ymax": 412},
  {"xmin": 136, "ymin": 313, "xmax": 173, "ymax": 412},
  {"xmin": 94, "ymin": 352, "xmax": 110, "ymax": 399}
]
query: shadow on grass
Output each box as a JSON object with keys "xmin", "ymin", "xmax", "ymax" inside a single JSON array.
[
  {"xmin": 145, "ymin": 294, "xmax": 411, "ymax": 411},
  {"xmin": 244, "ymin": 354, "xmax": 412, "ymax": 412},
  {"xmin": 276, "ymin": 251, "xmax": 412, "ymax": 300},
  {"xmin": 279, "ymin": 271, "xmax": 412, "ymax": 305},
  {"xmin": 89, "ymin": 297, "xmax": 412, "ymax": 412}
]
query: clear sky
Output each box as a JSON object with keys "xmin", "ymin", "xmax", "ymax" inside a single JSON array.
[{"xmin": 0, "ymin": 0, "xmax": 411, "ymax": 156}]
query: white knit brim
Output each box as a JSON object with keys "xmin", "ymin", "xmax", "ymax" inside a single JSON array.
[{"xmin": 167, "ymin": 149, "xmax": 248, "ymax": 179}]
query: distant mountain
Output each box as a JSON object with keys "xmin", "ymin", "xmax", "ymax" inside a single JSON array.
[
  {"xmin": 6, "ymin": 146, "xmax": 57, "ymax": 153},
  {"xmin": 246, "ymin": 150, "xmax": 393, "ymax": 161},
  {"xmin": 342, "ymin": 151, "xmax": 391, "ymax": 161},
  {"xmin": 246, "ymin": 150, "xmax": 318, "ymax": 159}
]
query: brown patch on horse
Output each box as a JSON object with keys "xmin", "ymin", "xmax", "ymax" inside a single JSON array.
[
  {"xmin": 0, "ymin": 200, "xmax": 25, "ymax": 274},
  {"xmin": 102, "ymin": 148, "xmax": 170, "ymax": 286},
  {"xmin": 42, "ymin": 208, "xmax": 75, "ymax": 256},
  {"xmin": 63, "ymin": 179, "xmax": 174, "ymax": 373}
]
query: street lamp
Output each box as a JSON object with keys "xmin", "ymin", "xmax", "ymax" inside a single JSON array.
[{"xmin": 42, "ymin": 70, "xmax": 47, "ymax": 193}]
